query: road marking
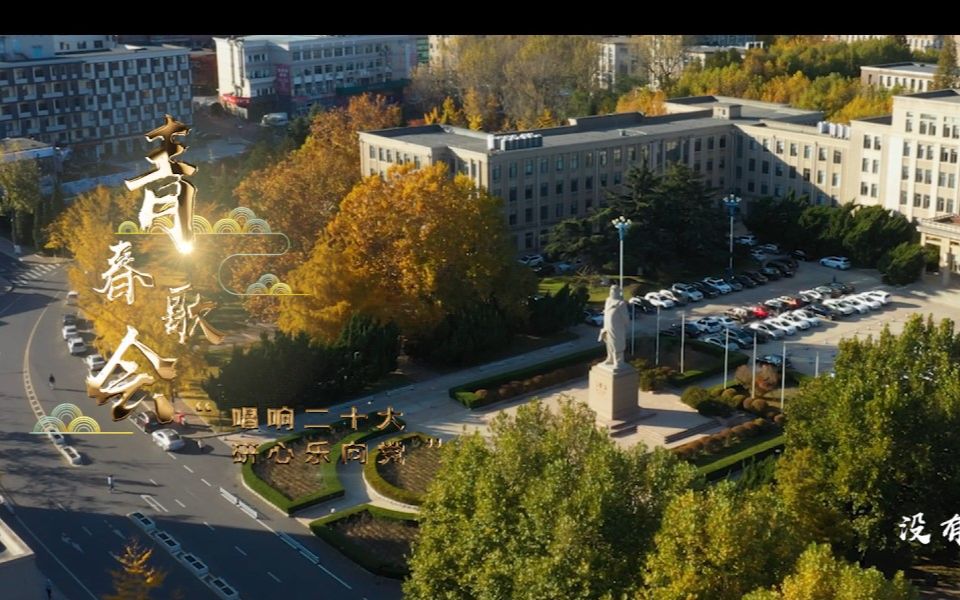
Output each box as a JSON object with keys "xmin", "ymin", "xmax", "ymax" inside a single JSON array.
[
  {"xmin": 166, "ymin": 452, "xmax": 177, "ymax": 460},
  {"xmin": 14, "ymin": 513, "xmax": 97, "ymax": 599},
  {"xmin": 55, "ymin": 501, "xmax": 66, "ymax": 511},
  {"xmin": 200, "ymin": 478, "xmax": 211, "ymax": 487},
  {"xmin": 318, "ymin": 563, "xmax": 352, "ymax": 590},
  {"xmin": 174, "ymin": 498, "xmax": 186, "ymax": 508},
  {"xmin": 81, "ymin": 526, "xmax": 92, "ymax": 536},
  {"xmin": 149, "ymin": 479, "xmax": 159, "ymax": 487},
  {"xmin": 203, "ymin": 521, "xmax": 215, "ymax": 532},
  {"xmin": 255, "ymin": 519, "xmax": 276, "ymax": 534},
  {"xmin": 234, "ymin": 545, "xmax": 247, "ymax": 556},
  {"xmin": 267, "ymin": 571, "xmax": 282, "ymax": 583},
  {"xmin": 182, "ymin": 464, "xmax": 194, "ymax": 473},
  {"xmin": 140, "ymin": 494, "xmax": 168, "ymax": 513}
]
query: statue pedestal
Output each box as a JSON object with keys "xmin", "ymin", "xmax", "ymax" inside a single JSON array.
[{"xmin": 587, "ymin": 362, "xmax": 639, "ymax": 422}]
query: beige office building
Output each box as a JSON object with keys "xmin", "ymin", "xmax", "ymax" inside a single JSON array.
[{"xmin": 861, "ymin": 62, "xmax": 936, "ymax": 93}]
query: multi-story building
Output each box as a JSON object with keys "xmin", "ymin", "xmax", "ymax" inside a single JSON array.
[
  {"xmin": 828, "ymin": 34, "xmax": 946, "ymax": 53},
  {"xmin": 0, "ymin": 35, "xmax": 192, "ymax": 159},
  {"xmin": 598, "ymin": 37, "xmax": 642, "ymax": 90},
  {"xmin": 213, "ymin": 35, "xmax": 423, "ymax": 120},
  {"xmin": 861, "ymin": 62, "xmax": 936, "ymax": 93}
]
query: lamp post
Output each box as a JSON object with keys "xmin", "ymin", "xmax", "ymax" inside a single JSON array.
[
  {"xmin": 655, "ymin": 305, "xmax": 661, "ymax": 366},
  {"xmin": 611, "ymin": 215, "xmax": 631, "ymax": 291},
  {"xmin": 723, "ymin": 326, "xmax": 730, "ymax": 389},
  {"xmin": 680, "ymin": 312, "xmax": 686, "ymax": 373},
  {"xmin": 723, "ymin": 193, "xmax": 741, "ymax": 279},
  {"xmin": 751, "ymin": 329, "xmax": 758, "ymax": 398}
]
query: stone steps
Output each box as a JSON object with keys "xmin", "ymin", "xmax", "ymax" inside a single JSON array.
[{"xmin": 663, "ymin": 418, "xmax": 722, "ymax": 444}]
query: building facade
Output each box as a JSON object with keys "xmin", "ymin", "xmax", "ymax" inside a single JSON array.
[
  {"xmin": 213, "ymin": 35, "xmax": 423, "ymax": 121},
  {"xmin": 0, "ymin": 35, "xmax": 192, "ymax": 159},
  {"xmin": 861, "ymin": 62, "xmax": 936, "ymax": 93},
  {"xmin": 598, "ymin": 37, "xmax": 642, "ymax": 90}
]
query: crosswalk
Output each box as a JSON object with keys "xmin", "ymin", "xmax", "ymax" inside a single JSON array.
[{"xmin": 3, "ymin": 262, "xmax": 59, "ymax": 287}]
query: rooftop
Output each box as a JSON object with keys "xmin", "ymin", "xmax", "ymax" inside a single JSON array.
[
  {"xmin": 862, "ymin": 62, "xmax": 937, "ymax": 75},
  {"xmin": 0, "ymin": 517, "xmax": 33, "ymax": 564},
  {"xmin": 897, "ymin": 89, "xmax": 960, "ymax": 104}
]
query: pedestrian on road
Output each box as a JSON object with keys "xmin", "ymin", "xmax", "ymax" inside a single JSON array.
[
  {"xmin": 48, "ymin": 373, "xmax": 55, "ymax": 389},
  {"xmin": 107, "ymin": 474, "xmax": 114, "ymax": 493},
  {"xmin": 45, "ymin": 578, "xmax": 52, "ymax": 599}
]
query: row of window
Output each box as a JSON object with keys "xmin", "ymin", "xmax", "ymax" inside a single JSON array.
[
  {"xmin": 291, "ymin": 44, "xmax": 387, "ymax": 62},
  {"xmin": 903, "ymin": 142, "xmax": 959, "ymax": 163},
  {"xmin": 900, "ymin": 191, "xmax": 957, "ymax": 212},
  {"xmin": 862, "ymin": 134, "xmax": 883, "ymax": 150},
  {"xmin": 901, "ymin": 167, "xmax": 958, "ymax": 187},
  {"xmin": 493, "ymin": 147, "xmax": 643, "ymax": 183},
  {"xmin": 504, "ymin": 173, "xmax": 619, "ymax": 201},
  {"xmin": 370, "ymin": 146, "xmax": 424, "ymax": 170},
  {"xmin": 745, "ymin": 137, "xmax": 841, "ymax": 163},
  {"xmin": 508, "ymin": 199, "xmax": 596, "ymax": 225},
  {"xmin": 905, "ymin": 112, "xmax": 960, "ymax": 139}
]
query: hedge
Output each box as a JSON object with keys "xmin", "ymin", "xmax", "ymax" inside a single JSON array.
[
  {"xmin": 450, "ymin": 346, "xmax": 605, "ymax": 409},
  {"xmin": 364, "ymin": 432, "xmax": 432, "ymax": 507},
  {"xmin": 309, "ymin": 504, "xmax": 419, "ymax": 579},
  {"xmin": 698, "ymin": 433, "xmax": 786, "ymax": 481},
  {"xmin": 241, "ymin": 413, "xmax": 405, "ymax": 515}
]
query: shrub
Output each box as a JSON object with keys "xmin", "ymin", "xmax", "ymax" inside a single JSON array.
[
  {"xmin": 733, "ymin": 394, "xmax": 747, "ymax": 409},
  {"xmin": 681, "ymin": 386, "xmax": 710, "ymax": 409},
  {"xmin": 749, "ymin": 398, "xmax": 767, "ymax": 413},
  {"xmin": 731, "ymin": 424, "xmax": 748, "ymax": 438},
  {"xmin": 474, "ymin": 389, "xmax": 489, "ymax": 403},
  {"xmin": 704, "ymin": 436, "xmax": 723, "ymax": 454},
  {"xmin": 697, "ymin": 399, "xmax": 732, "ymax": 417},
  {"xmin": 773, "ymin": 413, "xmax": 786, "ymax": 427},
  {"xmin": 741, "ymin": 423, "xmax": 760, "ymax": 438},
  {"xmin": 721, "ymin": 388, "xmax": 737, "ymax": 400},
  {"xmin": 879, "ymin": 242, "xmax": 925, "ymax": 285},
  {"xmin": 686, "ymin": 439, "xmax": 705, "ymax": 456},
  {"xmin": 734, "ymin": 364, "xmax": 753, "ymax": 390}
]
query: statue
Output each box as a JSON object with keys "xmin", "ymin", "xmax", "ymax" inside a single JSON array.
[{"xmin": 599, "ymin": 285, "xmax": 629, "ymax": 369}]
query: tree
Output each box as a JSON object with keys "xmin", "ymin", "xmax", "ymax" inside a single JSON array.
[
  {"xmin": 231, "ymin": 94, "xmax": 401, "ymax": 321},
  {"xmin": 643, "ymin": 482, "xmax": 804, "ymax": 600},
  {"xmin": 743, "ymin": 543, "xmax": 918, "ymax": 600},
  {"xmin": 634, "ymin": 35, "xmax": 691, "ymax": 92},
  {"xmin": 404, "ymin": 399, "xmax": 700, "ymax": 599},
  {"xmin": 278, "ymin": 162, "xmax": 534, "ymax": 345},
  {"xmin": 841, "ymin": 205, "xmax": 915, "ymax": 266},
  {"xmin": 878, "ymin": 242, "xmax": 926, "ymax": 285},
  {"xmin": 0, "ymin": 142, "xmax": 43, "ymax": 246},
  {"xmin": 525, "ymin": 284, "xmax": 589, "ymax": 336},
  {"xmin": 777, "ymin": 315, "xmax": 960, "ymax": 564},
  {"xmin": 933, "ymin": 35, "xmax": 960, "ymax": 90},
  {"xmin": 104, "ymin": 538, "xmax": 166, "ymax": 600},
  {"xmin": 614, "ymin": 88, "xmax": 667, "ymax": 116}
]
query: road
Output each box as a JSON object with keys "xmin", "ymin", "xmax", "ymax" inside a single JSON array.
[{"xmin": 0, "ymin": 259, "xmax": 401, "ymax": 600}]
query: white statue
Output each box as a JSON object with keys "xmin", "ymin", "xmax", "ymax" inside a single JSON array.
[{"xmin": 599, "ymin": 285, "xmax": 629, "ymax": 369}]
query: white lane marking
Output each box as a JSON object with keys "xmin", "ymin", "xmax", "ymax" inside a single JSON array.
[
  {"xmin": 319, "ymin": 563, "xmax": 353, "ymax": 590},
  {"xmin": 267, "ymin": 571, "xmax": 282, "ymax": 583},
  {"xmin": 140, "ymin": 494, "xmax": 168, "ymax": 513},
  {"xmin": 81, "ymin": 526, "xmax": 92, "ymax": 536},
  {"xmin": 234, "ymin": 545, "xmax": 247, "ymax": 556},
  {"xmin": 149, "ymin": 479, "xmax": 159, "ymax": 486},
  {"xmin": 182, "ymin": 464, "xmax": 194, "ymax": 473},
  {"xmin": 200, "ymin": 478, "xmax": 212, "ymax": 487},
  {"xmin": 174, "ymin": 498, "xmax": 186, "ymax": 508},
  {"xmin": 55, "ymin": 502, "xmax": 66, "ymax": 511},
  {"xmin": 166, "ymin": 452, "xmax": 177, "ymax": 460},
  {"xmin": 112, "ymin": 529, "xmax": 124, "ymax": 540},
  {"xmin": 203, "ymin": 521, "xmax": 215, "ymax": 532},
  {"xmin": 254, "ymin": 519, "xmax": 276, "ymax": 534}
]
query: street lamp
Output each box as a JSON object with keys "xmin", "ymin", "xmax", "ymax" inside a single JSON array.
[
  {"xmin": 611, "ymin": 215, "xmax": 631, "ymax": 291},
  {"xmin": 723, "ymin": 193, "xmax": 741, "ymax": 279},
  {"xmin": 655, "ymin": 305, "xmax": 661, "ymax": 366}
]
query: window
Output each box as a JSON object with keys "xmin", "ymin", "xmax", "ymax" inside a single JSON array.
[
  {"xmin": 871, "ymin": 184, "xmax": 878, "ymax": 198},
  {"xmin": 818, "ymin": 148, "xmax": 826, "ymax": 161},
  {"xmin": 916, "ymin": 168, "xmax": 923, "ymax": 182},
  {"xmin": 524, "ymin": 232, "xmax": 533, "ymax": 249},
  {"xmin": 949, "ymin": 199, "xmax": 956, "ymax": 212},
  {"xmin": 789, "ymin": 143, "xmax": 797, "ymax": 156},
  {"xmin": 555, "ymin": 181, "xmax": 563, "ymax": 195},
  {"xmin": 748, "ymin": 158, "xmax": 756, "ymax": 172},
  {"xmin": 761, "ymin": 160, "xmax": 769, "ymax": 174},
  {"xmin": 694, "ymin": 161, "xmax": 701, "ymax": 173},
  {"xmin": 831, "ymin": 173, "xmax": 839, "ymax": 187},
  {"xmin": 803, "ymin": 168, "xmax": 810, "ymax": 181},
  {"xmin": 874, "ymin": 136, "xmax": 881, "ymax": 150},
  {"xmin": 525, "ymin": 185, "xmax": 533, "ymax": 200},
  {"xmin": 938, "ymin": 197, "xmax": 946, "ymax": 211},
  {"xmin": 509, "ymin": 187, "xmax": 517, "ymax": 202},
  {"xmin": 707, "ymin": 159, "xmax": 713, "ymax": 172},
  {"xmin": 861, "ymin": 158, "xmax": 870, "ymax": 173},
  {"xmin": 747, "ymin": 180, "xmax": 756, "ymax": 192},
  {"xmin": 904, "ymin": 142, "xmax": 911, "ymax": 157},
  {"xmin": 789, "ymin": 166, "xmax": 796, "ymax": 179},
  {"xmin": 627, "ymin": 146, "xmax": 636, "ymax": 162},
  {"xmin": 613, "ymin": 148, "xmax": 622, "ymax": 164},
  {"xmin": 540, "ymin": 206, "xmax": 548, "ymax": 220},
  {"xmin": 914, "ymin": 193, "xmax": 922, "ymax": 207},
  {"xmin": 940, "ymin": 172, "xmax": 947, "ymax": 187},
  {"xmin": 774, "ymin": 184, "xmax": 783, "ymax": 197},
  {"xmin": 556, "ymin": 156, "xmax": 564, "ymax": 172},
  {"xmin": 817, "ymin": 170, "xmax": 825, "ymax": 184},
  {"xmin": 694, "ymin": 138, "xmax": 702, "ymax": 152},
  {"xmin": 860, "ymin": 182, "xmax": 869, "ymax": 195},
  {"xmin": 570, "ymin": 178, "xmax": 578, "ymax": 192},
  {"xmin": 775, "ymin": 140, "xmax": 784, "ymax": 154},
  {"xmin": 950, "ymin": 173, "xmax": 957, "ymax": 188},
  {"xmin": 600, "ymin": 173, "xmax": 608, "ymax": 187},
  {"xmin": 775, "ymin": 164, "xmax": 783, "ymax": 177},
  {"xmin": 584, "ymin": 152, "xmax": 593, "ymax": 167},
  {"xmin": 803, "ymin": 144, "xmax": 811, "ymax": 159},
  {"xmin": 719, "ymin": 135, "xmax": 726, "ymax": 149},
  {"xmin": 923, "ymin": 194, "xmax": 931, "ymax": 209},
  {"xmin": 925, "ymin": 169, "xmax": 933, "ymax": 184},
  {"xmin": 570, "ymin": 201, "xmax": 578, "ymax": 216},
  {"xmin": 902, "ymin": 166, "xmax": 910, "ymax": 180},
  {"xmin": 833, "ymin": 150, "xmax": 842, "ymax": 164},
  {"xmin": 599, "ymin": 150, "xmax": 607, "ymax": 166},
  {"xmin": 863, "ymin": 134, "xmax": 871, "ymax": 149},
  {"xmin": 613, "ymin": 172, "xmax": 621, "ymax": 185},
  {"xmin": 901, "ymin": 191, "xmax": 908, "ymax": 205},
  {"xmin": 540, "ymin": 183, "xmax": 548, "ymax": 198},
  {"xmin": 708, "ymin": 137, "xmax": 715, "ymax": 150},
  {"xmin": 555, "ymin": 203, "xmax": 563, "ymax": 218},
  {"xmin": 872, "ymin": 160, "xmax": 879, "ymax": 174},
  {"xmin": 570, "ymin": 154, "xmax": 579, "ymax": 169},
  {"xmin": 586, "ymin": 176, "xmax": 593, "ymax": 190},
  {"xmin": 509, "ymin": 213, "xmax": 517, "ymax": 226},
  {"xmin": 525, "ymin": 159, "xmax": 533, "ymax": 176},
  {"xmin": 761, "ymin": 183, "xmax": 769, "ymax": 195},
  {"xmin": 524, "ymin": 207, "xmax": 533, "ymax": 223},
  {"xmin": 540, "ymin": 158, "xmax": 548, "ymax": 174},
  {"xmin": 492, "ymin": 165, "xmax": 501, "ymax": 182}
]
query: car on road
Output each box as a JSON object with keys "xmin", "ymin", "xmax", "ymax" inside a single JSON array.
[
  {"xmin": 670, "ymin": 282, "xmax": 704, "ymax": 302},
  {"xmin": 748, "ymin": 321, "xmax": 784, "ymax": 339},
  {"xmin": 690, "ymin": 281, "xmax": 720, "ymax": 299},
  {"xmin": 734, "ymin": 234, "xmax": 758, "ymax": 246},
  {"xmin": 84, "ymin": 354, "xmax": 106, "ymax": 372},
  {"xmin": 583, "ymin": 310, "xmax": 604, "ymax": 327},
  {"xmin": 700, "ymin": 334, "xmax": 740, "ymax": 351},
  {"xmin": 629, "ymin": 297, "xmax": 657, "ymax": 314},
  {"xmin": 134, "ymin": 410, "xmax": 161, "ymax": 433},
  {"xmin": 62, "ymin": 324, "xmax": 78, "ymax": 340},
  {"xmin": 518, "ymin": 254, "xmax": 544, "ymax": 267},
  {"xmin": 62, "ymin": 313, "xmax": 77, "ymax": 327},
  {"xmin": 757, "ymin": 354, "xmax": 793, "ymax": 369},
  {"xmin": 659, "ymin": 289, "xmax": 688, "ymax": 306},
  {"xmin": 65, "ymin": 290, "xmax": 79, "ymax": 305},
  {"xmin": 744, "ymin": 270, "xmax": 768, "ymax": 284},
  {"xmin": 732, "ymin": 274, "xmax": 757, "ymax": 289},
  {"xmin": 820, "ymin": 256, "xmax": 851, "ymax": 270},
  {"xmin": 152, "ymin": 429, "xmax": 185, "ymax": 452},
  {"xmin": 662, "ymin": 323, "xmax": 702, "ymax": 338},
  {"xmin": 67, "ymin": 337, "xmax": 86, "ymax": 355},
  {"xmin": 644, "ymin": 292, "xmax": 675, "ymax": 308},
  {"xmin": 759, "ymin": 266, "xmax": 782, "ymax": 280},
  {"xmin": 702, "ymin": 277, "xmax": 732, "ymax": 294}
]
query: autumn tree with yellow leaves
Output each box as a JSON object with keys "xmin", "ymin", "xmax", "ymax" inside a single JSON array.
[
  {"xmin": 278, "ymin": 162, "xmax": 535, "ymax": 359},
  {"xmin": 104, "ymin": 539, "xmax": 167, "ymax": 600}
]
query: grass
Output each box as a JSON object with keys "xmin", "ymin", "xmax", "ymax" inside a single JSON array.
[
  {"xmin": 309, "ymin": 504, "xmax": 419, "ymax": 579},
  {"xmin": 365, "ymin": 433, "xmax": 444, "ymax": 505},
  {"xmin": 697, "ymin": 433, "xmax": 786, "ymax": 479},
  {"xmin": 539, "ymin": 275, "xmax": 651, "ymax": 303}
]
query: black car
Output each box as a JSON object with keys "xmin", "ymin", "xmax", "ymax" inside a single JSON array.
[
  {"xmin": 828, "ymin": 281, "xmax": 855, "ymax": 294},
  {"xmin": 732, "ymin": 274, "xmax": 758, "ymax": 288},
  {"xmin": 744, "ymin": 270, "xmax": 768, "ymax": 284},
  {"xmin": 630, "ymin": 297, "xmax": 657, "ymax": 314},
  {"xmin": 772, "ymin": 256, "xmax": 799, "ymax": 269},
  {"xmin": 756, "ymin": 354, "xmax": 793, "ymax": 369},
  {"xmin": 742, "ymin": 326, "xmax": 774, "ymax": 343},
  {"xmin": 767, "ymin": 262, "xmax": 795, "ymax": 277},
  {"xmin": 764, "ymin": 298, "xmax": 787, "ymax": 313},
  {"xmin": 726, "ymin": 328, "xmax": 755, "ymax": 348},
  {"xmin": 807, "ymin": 303, "xmax": 843, "ymax": 320},
  {"xmin": 759, "ymin": 266, "xmax": 782, "ymax": 280},
  {"xmin": 133, "ymin": 410, "xmax": 161, "ymax": 433},
  {"xmin": 662, "ymin": 322, "xmax": 703, "ymax": 338},
  {"xmin": 723, "ymin": 277, "xmax": 744, "ymax": 292},
  {"xmin": 532, "ymin": 263, "xmax": 556, "ymax": 276},
  {"xmin": 690, "ymin": 281, "xmax": 720, "ymax": 298},
  {"xmin": 62, "ymin": 313, "xmax": 77, "ymax": 326},
  {"xmin": 791, "ymin": 249, "xmax": 810, "ymax": 261}
]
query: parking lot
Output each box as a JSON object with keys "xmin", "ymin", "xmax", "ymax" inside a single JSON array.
[{"xmin": 624, "ymin": 261, "xmax": 960, "ymax": 376}]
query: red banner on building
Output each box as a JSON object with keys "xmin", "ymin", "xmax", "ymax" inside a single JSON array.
[{"xmin": 275, "ymin": 64, "xmax": 291, "ymax": 96}]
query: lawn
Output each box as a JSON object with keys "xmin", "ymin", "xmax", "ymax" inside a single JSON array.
[
  {"xmin": 310, "ymin": 505, "xmax": 419, "ymax": 578},
  {"xmin": 631, "ymin": 336, "xmax": 732, "ymax": 376},
  {"xmin": 251, "ymin": 428, "xmax": 353, "ymax": 500},
  {"xmin": 539, "ymin": 275, "xmax": 652, "ymax": 303},
  {"xmin": 377, "ymin": 437, "xmax": 443, "ymax": 498}
]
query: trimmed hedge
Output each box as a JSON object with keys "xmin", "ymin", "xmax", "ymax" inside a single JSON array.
[
  {"xmin": 698, "ymin": 433, "xmax": 785, "ymax": 481},
  {"xmin": 450, "ymin": 346, "xmax": 605, "ymax": 409},
  {"xmin": 669, "ymin": 340, "xmax": 749, "ymax": 386},
  {"xmin": 241, "ymin": 413, "xmax": 404, "ymax": 515},
  {"xmin": 309, "ymin": 504, "xmax": 419, "ymax": 579},
  {"xmin": 364, "ymin": 432, "xmax": 431, "ymax": 507}
]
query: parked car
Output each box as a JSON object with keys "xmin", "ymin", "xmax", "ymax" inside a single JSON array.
[
  {"xmin": 700, "ymin": 334, "xmax": 740, "ymax": 351},
  {"xmin": 822, "ymin": 299, "xmax": 855, "ymax": 316},
  {"xmin": 134, "ymin": 410, "xmax": 161, "ymax": 433},
  {"xmin": 790, "ymin": 309, "xmax": 822, "ymax": 327},
  {"xmin": 725, "ymin": 307, "xmax": 752, "ymax": 322},
  {"xmin": 62, "ymin": 313, "xmax": 77, "ymax": 327},
  {"xmin": 702, "ymin": 277, "xmax": 732, "ymax": 294},
  {"xmin": 748, "ymin": 321, "xmax": 784, "ymax": 339},
  {"xmin": 779, "ymin": 311, "xmax": 812, "ymax": 330},
  {"xmin": 759, "ymin": 243, "xmax": 781, "ymax": 254},
  {"xmin": 765, "ymin": 317, "xmax": 798, "ymax": 336},
  {"xmin": 62, "ymin": 324, "xmax": 78, "ymax": 340},
  {"xmin": 671, "ymin": 283, "xmax": 704, "ymax": 302},
  {"xmin": 815, "ymin": 284, "xmax": 844, "ymax": 298},
  {"xmin": 553, "ymin": 261, "xmax": 575, "ymax": 274},
  {"xmin": 67, "ymin": 337, "xmax": 86, "ymax": 355},
  {"xmin": 726, "ymin": 328, "xmax": 756, "ymax": 348},
  {"xmin": 531, "ymin": 263, "xmax": 555, "ymax": 276},
  {"xmin": 152, "ymin": 429, "xmax": 186, "ymax": 452},
  {"xmin": 843, "ymin": 296, "xmax": 873, "ymax": 313},
  {"xmin": 744, "ymin": 270, "xmax": 768, "ymax": 284},
  {"xmin": 732, "ymin": 274, "xmax": 757, "ymax": 289},
  {"xmin": 663, "ymin": 323, "xmax": 703, "ymax": 338},
  {"xmin": 734, "ymin": 234, "xmax": 758, "ymax": 246},
  {"xmin": 759, "ymin": 266, "xmax": 782, "ymax": 280},
  {"xmin": 659, "ymin": 289, "xmax": 688, "ymax": 306},
  {"xmin": 798, "ymin": 289, "xmax": 823, "ymax": 303},
  {"xmin": 84, "ymin": 354, "xmax": 106, "ymax": 372},
  {"xmin": 694, "ymin": 317, "xmax": 723, "ymax": 334},
  {"xmin": 716, "ymin": 316, "xmax": 740, "ymax": 329},
  {"xmin": 757, "ymin": 354, "xmax": 792, "ymax": 369},
  {"xmin": 806, "ymin": 303, "xmax": 843, "ymax": 320},
  {"xmin": 746, "ymin": 304, "xmax": 770, "ymax": 319},
  {"xmin": 644, "ymin": 292, "xmax": 675, "ymax": 309},
  {"xmin": 518, "ymin": 254, "xmax": 544, "ymax": 267},
  {"xmin": 852, "ymin": 293, "xmax": 882, "ymax": 310},
  {"xmin": 828, "ymin": 281, "xmax": 855, "ymax": 294},
  {"xmin": 791, "ymin": 249, "xmax": 810, "ymax": 261},
  {"xmin": 583, "ymin": 310, "xmax": 604, "ymax": 327},
  {"xmin": 776, "ymin": 295, "xmax": 805, "ymax": 309},
  {"xmin": 735, "ymin": 325, "xmax": 773, "ymax": 344},
  {"xmin": 767, "ymin": 262, "xmax": 795, "ymax": 277},
  {"xmin": 723, "ymin": 277, "xmax": 744, "ymax": 292},
  {"xmin": 763, "ymin": 298, "xmax": 787, "ymax": 313},
  {"xmin": 863, "ymin": 290, "xmax": 892, "ymax": 305},
  {"xmin": 750, "ymin": 249, "xmax": 768, "ymax": 261},
  {"xmin": 773, "ymin": 256, "xmax": 800, "ymax": 269},
  {"xmin": 690, "ymin": 281, "xmax": 720, "ymax": 299},
  {"xmin": 629, "ymin": 297, "xmax": 657, "ymax": 314},
  {"xmin": 820, "ymin": 256, "xmax": 851, "ymax": 270}
]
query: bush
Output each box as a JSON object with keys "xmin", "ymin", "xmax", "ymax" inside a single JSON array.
[
  {"xmin": 639, "ymin": 366, "xmax": 673, "ymax": 391},
  {"xmin": 733, "ymin": 394, "xmax": 747, "ymax": 409},
  {"xmin": 721, "ymin": 388, "xmax": 737, "ymax": 400},
  {"xmin": 748, "ymin": 398, "xmax": 767, "ymax": 414},
  {"xmin": 731, "ymin": 424, "xmax": 748, "ymax": 438},
  {"xmin": 773, "ymin": 413, "xmax": 786, "ymax": 427},
  {"xmin": 879, "ymin": 242, "xmax": 925, "ymax": 285},
  {"xmin": 681, "ymin": 386, "xmax": 711, "ymax": 409},
  {"xmin": 703, "ymin": 436, "xmax": 723, "ymax": 454},
  {"xmin": 697, "ymin": 399, "xmax": 732, "ymax": 417}
]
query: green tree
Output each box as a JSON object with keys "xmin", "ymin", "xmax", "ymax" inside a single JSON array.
[
  {"xmin": 878, "ymin": 242, "xmax": 926, "ymax": 285},
  {"xmin": 841, "ymin": 205, "xmax": 915, "ymax": 266},
  {"xmin": 643, "ymin": 482, "xmax": 804, "ymax": 600},
  {"xmin": 743, "ymin": 191, "xmax": 809, "ymax": 251},
  {"xmin": 0, "ymin": 143, "xmax": 43, "ymax": 246},
  {"xmin": 777, "ymin": 315, "xmax": 960, "ymax": 565},
  {"xmin": 404, "ymin": 399, "xmax": 700, "ymax": 599},
  {"xmin": 104, "ymin": 539, "xmax": 166, "ymax": 600},
  {"xmin": 744, "ymin": 543, "xmax": 918, "ymax": 600},
  {"xmin": 933, "ymin": 35, "xmax": 960, "ymax": 90},
  {"xmin": 525, "ymin": 283, "xmax": 589, "ymax": 336}
]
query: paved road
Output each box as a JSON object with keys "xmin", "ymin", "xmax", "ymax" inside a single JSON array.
[{"xmin": 0, "ymin": 262, "xmax": 401, "ymax": 600}]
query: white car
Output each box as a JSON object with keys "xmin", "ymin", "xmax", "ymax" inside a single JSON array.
[
  {"xmin": 85, "ymin": 354, "xmax": 106, "ymax": 372},
  {"xmin": 750, "ymin": 248, "xmax": 768, "ymax": 261},
  {"xmin": 824, "ymin": 299, "xmax": 856, "ymax": 315},
  {"xmin": 62, "ymin": 324, "xmax": 78, "ymax": 340},
  {"xmin": 694, "ymin": 317, "xmax": 723, "ymax": 334},
  {"xmin": 671, "ymin": 283, "xmax": 703, "ymax": 302},
  {"xmin": 758, "ymin": 243, "xmax": 781, "ymax": 254},
  {"xmin": 659, "ymin": 289, "xmax": 687, "ymax": 305},
  {"xmin": 852, "ymin": 294, "xmax": 882, "ymax": 310},
  {"xmin": 518, "ymin": 254, "xmax": 544, "ymax": 267},
  {"xmin": 703, "ymin": 277, "xmax": 732, "ymax": 294},
  {"xmin": 843, "ymin": 297, "xmax": 872, "ymax": 313},
  {"xmin": 734, "ymin": 234, "xmax": 758, "ymax": 246},
  {"xmin": 700, "ymin": 334, "xmax": 740, "ymax": 351},
  {"xmin": 748, "ymin": 322, "xmax": 785, "ymax": 339},
  {"xmin": 798, "ymin": 289, "xmax": 823, "ymax": 302},
  {"xmin": 152, "ymin": 429, "xmax": 185, "ymax": 452},
  {"xmin": 791, "ymin": 309, "xmax": 822, "ymax": 327},
  {"xmin": 779, "ymin": 312, "xmax": 811, "ymax": 330},
  {"xmin": 820, "ymin": 256, "xmax": 851, "ymax": 270},
  {"xmin": 67, "ymin": 337, "xmax": 87, "ymax": 355},
  {"xmin": 644, "ymin": 292, "xmax": 674, "ymax": 309},
  {"xmin": 765, "ymin": 317, "xmax": 797, "ymax": 336},
  {"xmin": 65, "ymin": 290, "xmax": 79, "ymax": 305},
  {"xmin": 863, "ymin": 290, "xmax": 892, "ymax": 305},
  {"xmin": 716, "ymin": 316, "xmax": 739, "ymax": 329}
]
